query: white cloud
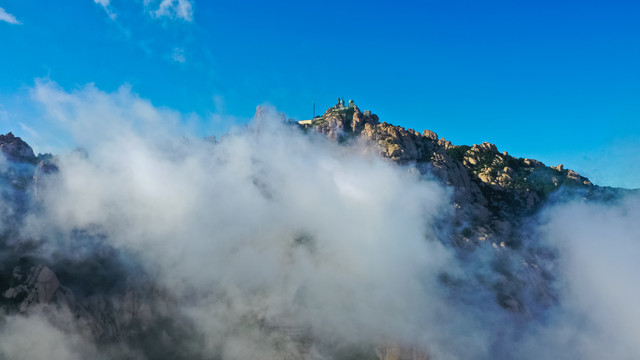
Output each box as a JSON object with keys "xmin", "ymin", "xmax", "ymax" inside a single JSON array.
[
  {"xmin": 93, "ymin": 0, "xmax": 116, "ymax": 20},
  {"xmin": 0, "ymin": 7, "xmax": 20, "ymax": 24},
  {"xmin": 24, "ymin": 81, "xmax": 462, "ymax": 357},
  {"xmin": 30, "ymin": 80, "xmax": 185, "ymax": 146},
  {"xmin": 146, "ymin": 0, "xmax": 194, "ymax": 22},
  {"xmin": 171, "ymin": 47, "xmax": 186, "ymax": 63},
  {"xmin": 518, "ymin": 194, "xmax": 640, "ymax": 359},
  {"xmin": 18, "ymin": 121, "xmax": 41, "ymax": 140},
  {"xmin": 0, "ymin": 314, "xmax": 100, "ymax": 360},
  {"xmin": 12, "ymin": 80, "xmax": 640, "ymax": 359}
]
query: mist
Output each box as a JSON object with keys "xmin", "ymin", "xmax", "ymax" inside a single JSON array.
[
  {"xmin": 522, "ymin": 194, "xmax": 640, "ymax": 360},
  {"xmin": 0, "ymin": 82, "xmax": 639, "ymax": 359}
]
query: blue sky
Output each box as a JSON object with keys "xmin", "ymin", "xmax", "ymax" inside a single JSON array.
[{"xmin": 0, "ymin": 0, "xmax": 639, "ymax": 188}]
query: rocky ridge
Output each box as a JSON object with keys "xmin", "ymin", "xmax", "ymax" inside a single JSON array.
[{"xmin": 299, "ymin": 101, "xmax": 596, "ymax": 247}]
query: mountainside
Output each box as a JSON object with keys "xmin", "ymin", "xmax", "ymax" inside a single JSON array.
[
  {"xmin": 0, "ymin": 107, "xmax": 636, "ymax": 360},
  {"xmin": 299, "ymin": 101, "xmax": 617, "ymax": 247}
]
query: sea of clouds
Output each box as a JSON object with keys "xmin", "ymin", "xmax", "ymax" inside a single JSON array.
[{"xmin": 0, "ymin": 81, "xmax": 638, "ymax": 359}]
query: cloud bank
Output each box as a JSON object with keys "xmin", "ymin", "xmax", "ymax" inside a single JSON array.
[
  {"xmin": 0, "ymin": 81, "xmax": 638, "ymax": 359},
  {"xmin": 4, "ymin": 82, "xmax": 458, "ymax": 358},
  {"xmin": 524, "ymin": 194, "xmax": 640, "ymax": 359}
]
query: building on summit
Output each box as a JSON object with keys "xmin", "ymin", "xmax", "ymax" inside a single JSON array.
[{"xmin": 297, "ymin": 98, "xmax": 361, "ymax": 126}]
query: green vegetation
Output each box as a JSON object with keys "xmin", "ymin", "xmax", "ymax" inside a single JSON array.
[
  {"xmin": 446, "ymin": 145, "xmax": 471, "ymax": 162},
  {"xmin": 510, "ymin": 165, "xmax": 586, "ymax": 196},
  {"xmin": 504, "ymin": 156, "xmax": 527, "ymax": 171},
  {"xmin": 417, "ymin": 144, "xmax": 432, "ymax": 163},
  {"xmin": 511, "ymin": 174, "xmax": 529, "ymax": 190},
  {"xmin": 311, "ymin": 116, "xmax": 327, "ymax": 126},
  {"xmin": 332, "ymin": 343, "xmax": 378, "ymax": 360},
  {"xmin": 461, "ymin": 227, "xmax": 473, "ymax": 238},
  {"xmin": 474, "ymin": 151, "xmax": 498, "ymax": 171}
]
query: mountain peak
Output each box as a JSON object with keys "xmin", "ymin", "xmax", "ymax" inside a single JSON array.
[{"xmin": 0, "ymin": 132, "xmax": 36, "ymax": 163}]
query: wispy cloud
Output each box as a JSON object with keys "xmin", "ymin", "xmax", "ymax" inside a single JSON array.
[
  {"xmin": 0, "ymin": 7, "xmax": 20, "ymax": 24},
  {"xmin": 18, "ymin": 121, "xmax": 41, "ymax": 140},
  {"xmin": 171, "ymin": 47, "xmax": 186, "ymax": 63},
  {"xmin": 145, "ymin": 0, "xmax": 194, "ymax": 22},
  {"xmin": 93, "ymin": 0, "xmax": 116, "ymax": 20}
]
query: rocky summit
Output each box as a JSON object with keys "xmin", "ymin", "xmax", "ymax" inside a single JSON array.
[{"xmin": 0, "ymin": 104, "xmax": 634, "ymax": 360}]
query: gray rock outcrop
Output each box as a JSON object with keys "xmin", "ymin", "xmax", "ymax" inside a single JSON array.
[{"xmin": 0, "ymin": 132, "xmax": 36, "ymax": 163}]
